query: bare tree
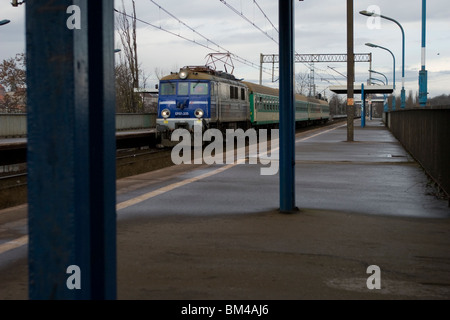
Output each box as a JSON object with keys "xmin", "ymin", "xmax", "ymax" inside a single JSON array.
[
  {"xmin": 328, "ymin": 93, "xmax": 341, "ymax": 116},
  {"xmin": 428, "ymin": 94, "xmax": 450, "ymax": 107},
  {"xmin": 154, "ymin": 67, "xmax": 167, "ymax": 81},
  {"xmin": 116, "ymin": 0, "xmax": 142, "ymax": 113},
  {"xmin": 0, "ymin": 53, "xmax": 26, "ymax": 112},
  {"xmin": 115, "ymin": 62, "xmax": 134, "ymax": 113},
  {"xmin": 406, "ymin": 90, "xmax": 416, "ymax": 108},
  {"xmin": 295, "ymin": 71, "xmax": 309, "ymax": 96}
]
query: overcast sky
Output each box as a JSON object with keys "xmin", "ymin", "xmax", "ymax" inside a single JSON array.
[{"xmin": 1, "ymin": 0, "xmax": 449, "ymax": 99}]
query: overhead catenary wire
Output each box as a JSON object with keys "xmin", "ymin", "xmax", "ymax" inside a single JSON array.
[
  {"xmin": 219, "ymin": 0, "xmax": 330, "ymax": 91},
  {"xmin": 253, "ymin": 0, "xmax": 279, "ymax": 33},
  {"xmin": 115, "ymin": 3, "xmax": 272, "ymax": 75},
  {"xmin": 219, "ymin": 0, "xmax": 278, "ymax": 44}
]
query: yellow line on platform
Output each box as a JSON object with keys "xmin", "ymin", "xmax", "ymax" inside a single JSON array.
[
  {"xmin": 0, "ymin": 235, "xmax": 28, "ymax": 255},
  {"xmin": 0, "ymin": 122, "xmax": 347, "ymax": 255},
  {"xmin": 116, "ymin": 159, "xmax": 245, "ymax": 211}
]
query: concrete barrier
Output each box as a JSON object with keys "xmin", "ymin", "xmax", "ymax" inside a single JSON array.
[
  {"xmin": 0, "ymin": 113, "xmax": 157, "ymax": 137},
  {"xmin": 386, "ymin": 107, "xmax": 450, "ymax": 202},
  {"xmin": 115, "ymin": 113, "xmax": 157, "ymax": 131},
  {"xmin": 0, "ymin": 114, "xmax": 27, "ymax": 137}
]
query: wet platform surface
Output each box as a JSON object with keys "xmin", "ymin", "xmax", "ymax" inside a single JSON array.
[
  {"xmin": 0, "ymin": 118, "xmax": 449, "ymax": 300},
  {"xmin": 116, "ymin": 119, "xmax": 448, "ymax": 219}
]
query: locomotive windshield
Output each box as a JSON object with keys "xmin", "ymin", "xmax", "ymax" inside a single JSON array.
[
  {"xmin": 190, "ymin": 82, "xmax": 208, "ymax": 95},
  {"xmin": 160, "ymin": 82, "xmax": 176, "ymax": 95},
  {"xmin": 160, "ymin": 81, "xmax": 209, "ymax": 96}
]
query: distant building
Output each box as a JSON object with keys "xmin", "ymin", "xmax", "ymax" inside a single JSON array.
[{"xmin": 134, "ymin": 87, "xmax": 158, "ymax": 113}]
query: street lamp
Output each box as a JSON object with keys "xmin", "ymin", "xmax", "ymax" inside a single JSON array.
[
  {"xmin": 366, "ymin": 42, "xmax": 396, "ymax": 110},
  {"xmin": 369, "ymin": 77, "xmax": 385, "ymax": 85},
  {"xmin": 365, "ymin": 43, "xmax": 395, "ymax": 89},
  {"xmin": 361, "ymin": 10, "xmax": 405, "ymax": 109},
  {"xmin": 0, "ymin": 19, "xmax": 11, "ymax": 26},
  {"xmin": 369, "ymin": 69, "xmax": 388, "ymax": 85}
]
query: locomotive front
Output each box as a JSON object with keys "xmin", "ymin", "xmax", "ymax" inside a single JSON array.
[{"xmin": 156, "ymin": 66, "xmax": 212, "ymax": 147}]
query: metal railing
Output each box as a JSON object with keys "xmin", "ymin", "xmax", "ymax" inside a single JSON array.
[{"xmin": 386, "ymin": 107, "xmax": 450, "ymax": 202}]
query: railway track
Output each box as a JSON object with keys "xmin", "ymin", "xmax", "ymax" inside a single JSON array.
[{"xmin": 0, "ymin": 117, "xmax": 348, "ymax": 210}]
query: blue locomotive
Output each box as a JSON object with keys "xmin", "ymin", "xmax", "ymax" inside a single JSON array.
[{"xmin": 156, "ymin": 65, "xmax": 329, "ymax": 146}]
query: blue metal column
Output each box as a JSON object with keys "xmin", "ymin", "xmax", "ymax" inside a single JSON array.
[
  {"xmin": 418, "ymin": 0, "xmax": 428, "ymax": 106},
  {"xmin": 88, "ymin": 0, "xmax": 117, "ymax": 300},
  {"xmin": 383, "ymin": 94, "xmax": 388, "ymax": 112},
  {"xmin": 279, "ymin": 0, "xmax": 296, "ymax": 213},
  {"xmin": 398, "ymin": 22, "xmax": 406, "ymax": 109},
  {"xmin": 26, "ymin": 0, "xmax": 116, "ymax": 299},
  {"xmin": 361, "ymin": 83, "xmax": 365, "ymax": 128}
]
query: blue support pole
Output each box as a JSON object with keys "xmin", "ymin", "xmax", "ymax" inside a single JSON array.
[
  {"xmin": 383, "ymin": 94, "xmax": 388, "ymax": 112},
  {"xmin": 279, "ymin": 0, "xmax": 296, "ymax": 213},
  {"xmin": 361, "ymin": 83, "xmax": 365, "ymax": 128},
  {"xmin": 419, "ymin": 0, "xmax": 428, "ymax": 106},
  {"xmin": 380, "ymin": 15, "xmax": 405, "ymax": 109},
  {"xmin": 399, "ymin": 24, "xmax": 406, "ymax": 109},
  {"xmin": 88, "ymin": 0, "xmax": 117, "ymax": 300},
  {"xmin": 26, "ymin": 0, "xmax": 116, "ymax": 299}
]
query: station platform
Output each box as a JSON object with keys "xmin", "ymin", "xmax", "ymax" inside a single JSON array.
[{"xmin": 0, "ymin": 118, "xmax": 449, "ymax": 300}]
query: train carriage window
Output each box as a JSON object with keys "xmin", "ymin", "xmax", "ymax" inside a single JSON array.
[
  {"xmin": 241, "ymin": 88, "xmax": 245, "ymax": 100},
  {"xmin": 178, "ymin": 82, "xmax": 189, "ymax": 95},
  {"xmin": 256, "ymin": 96, "xmax": 262, "ymax": 109},
  {"xmin": 230, "ymin": 86, "xmax": 240, "ymax": 99},
  {"xmin": 191, "ymin": 82, "xmax": 208, "ymax": 95},
  {"xmin": 160, "ymin": 82, "xmax": 176, "ymax": 95}
]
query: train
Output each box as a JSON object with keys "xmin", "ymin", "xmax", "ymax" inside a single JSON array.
[{"xmin": 156, "ymin": 65, "xmax": 330, "ymax": 147}]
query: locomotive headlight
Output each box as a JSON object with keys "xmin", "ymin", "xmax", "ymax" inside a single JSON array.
[
  {"xmin": 161, "ymin": 109, "xmax": 170, "ymax": 119},
  {"xmin": 194, "ymin": 108, "xmax": 204, "ymax": 119},
  {"xmin": 179, "ymin": 69, "xmax": 189, "ymax": 80}
]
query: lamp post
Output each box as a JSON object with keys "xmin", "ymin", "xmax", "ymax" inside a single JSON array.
[
  {"xmin": 369, "ymin": 77, "xmax": 385, "ymax": 85},
  {"xmin": 365, "ymin": 42, "xmax": 396, "ymax": 109},
  {"xmin": 0, "ymin": 19, "xmax": 11, "ymax": 26},
  {"xmin": 361, "ymin": 10, "xmax": 405, "ymax": 109},
  {"xmin": 369, "ymin": 69, "xmax": 388, "ymax": 85},
  {"xmin": 369, "ymin": 76, "xmax": 389, "ymax": 113}
]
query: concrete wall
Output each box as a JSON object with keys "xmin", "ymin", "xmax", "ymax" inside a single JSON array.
[
  {"xmin": 115, "ymin": 113, "xmax": 157, "ymax": 131},
  {"xmin": 0, "ymin": 114, "xmax": 28, "ymax": 137},
  {"xmin": 0, "ymin": 113, "xmax": 157, "ymax": 137},
  {"xmin": 386, "ymin": 108, "xmax": 450, "ymax": 199}
]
